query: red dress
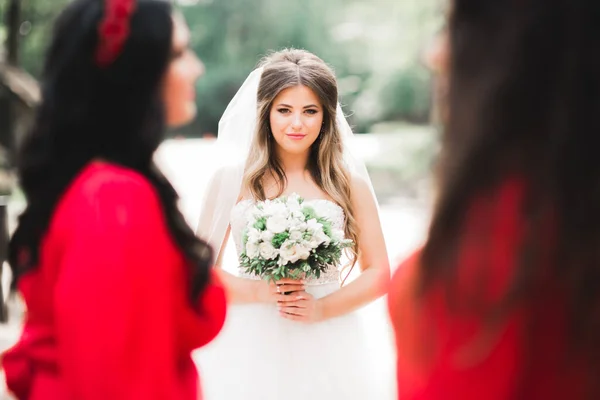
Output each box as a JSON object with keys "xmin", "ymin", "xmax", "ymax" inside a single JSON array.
[
  {"xmin": 2, "ymin": 162, "xmax": 227, "ymax": 399},
  {"xmin": 388, "ymin": 180, "xmax": 586, "ymax": 399}
]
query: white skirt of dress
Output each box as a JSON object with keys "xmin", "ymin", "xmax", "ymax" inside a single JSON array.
[{"xmin": 194, "ymin": 281, "xmax": 397, "ymax": 400}]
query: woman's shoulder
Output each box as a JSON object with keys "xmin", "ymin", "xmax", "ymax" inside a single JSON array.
[
  {"xmin": 78, "ymin": 161, "xmax": 152, "ymax": 191},
  {"xmin": 62, "ymin": 161, "xmax": 158, "ymax": 216}
]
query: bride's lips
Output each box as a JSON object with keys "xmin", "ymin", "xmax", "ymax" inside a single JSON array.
[{"xmin": 286, "ymin": 133, "xmax": 306, "ymax": 140}]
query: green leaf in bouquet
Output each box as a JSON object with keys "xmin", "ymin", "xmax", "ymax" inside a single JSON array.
[
  {"xmin": 301, "ymin": 206, "xmax": 317, "ymax": 220},
  {"xmin": 319, "ymin": 220, "xmax": 332, "ymax": 237},
  {"xmin": 342, "ymin": 239, "xmax": 355, "ymax": 249},
  {"xmin": 253, "ymin": 217, "xmax": 267, "ymax": 230},
  {"xmin": 271, "ymin": 232, "xmax": 290, "ymax": 248}
]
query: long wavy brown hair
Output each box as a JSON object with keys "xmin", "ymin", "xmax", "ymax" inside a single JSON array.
[{"xmin": 242, "ymin": 49, "xmax": 359, "ymax": 281}]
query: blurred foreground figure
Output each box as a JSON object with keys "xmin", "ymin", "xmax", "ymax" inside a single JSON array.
[
  {"xmin": 1, "ymin": 0, "xmax": 226, "ymax": 398},
  {"xmin": 390, "ymin": 0, "xmax": 600, "ymax": 398}
]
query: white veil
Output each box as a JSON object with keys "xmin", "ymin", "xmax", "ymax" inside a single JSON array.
[{"xmin": 196, "ymin": 67, "xmax": 378, "ymax": 260}]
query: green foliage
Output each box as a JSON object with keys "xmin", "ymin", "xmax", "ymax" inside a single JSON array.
[
  {"xmin": 10, "ymin": 0, "xmax": 71, "ymax": 76},
  {"xmin": 380, "ymin": 65, "xmax": 432, "ymax": 123},
  {"xmin": 3, "ymin": 0, "xmax": 443, "ymax": 134}
]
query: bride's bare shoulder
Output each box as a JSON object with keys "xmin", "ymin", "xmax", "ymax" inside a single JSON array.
[{"xmin": 350, "ymin": 173, "xmax": 374, "ymax": 200}]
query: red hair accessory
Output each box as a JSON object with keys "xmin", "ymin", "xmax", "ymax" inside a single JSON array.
[{"xmin": 95, "ymin": 0, "xmax": 137, "ymax": 67}]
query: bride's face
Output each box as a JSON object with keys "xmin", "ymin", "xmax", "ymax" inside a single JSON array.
[{"xmin": 269, "ymin": 85, "xmax": 324, "ymax": 156}]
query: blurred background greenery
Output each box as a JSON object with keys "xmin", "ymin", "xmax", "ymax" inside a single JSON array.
[{"xmin": 1, "ymin": 0, "xmax": 445, "ymax": 136}]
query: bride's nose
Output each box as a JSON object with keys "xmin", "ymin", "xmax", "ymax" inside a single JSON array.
[{"xmin": 291, "ymin": 113, "xmax": 302, "ymax": 130}]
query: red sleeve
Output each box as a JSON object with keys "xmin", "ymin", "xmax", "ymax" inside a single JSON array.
[
  {"xmin": 53, "ymin": 173, "xmax": 203, "ymax": 399},
  {"xmin": 193, "ymin": 271, "xmax": 227, "ymax": 346},
  {"xmin": 177, "ymin": 270, "xmax": 228, "ymax": 351},
  {"xmin": 390, "ymin": 181, "xmax": 526, "ymax": 400}
]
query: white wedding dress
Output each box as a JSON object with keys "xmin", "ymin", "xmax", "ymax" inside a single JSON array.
[{"xmin": 194, "ymin": 198, "xmax": 397, "ymax": 400}]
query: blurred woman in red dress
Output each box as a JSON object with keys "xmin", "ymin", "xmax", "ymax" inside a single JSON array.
[
  {"xmin": 389, "ymin": 0, "xmax": 600, "ymax": 398},
  {"xmin": 1, "ymin": 0, "xmax": 226, "ymax": 398}
]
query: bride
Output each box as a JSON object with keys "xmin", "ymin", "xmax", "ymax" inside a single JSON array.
[{"xmin": 195, "ymin": 49, "xmax": 394, "ymax": 399}]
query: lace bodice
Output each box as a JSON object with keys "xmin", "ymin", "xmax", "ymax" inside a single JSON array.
[{"xmin": 230, "ymin": 198, "xmax": 346, "ymax": 285}]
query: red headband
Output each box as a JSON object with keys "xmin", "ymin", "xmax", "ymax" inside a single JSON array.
[{"xmin": 95, "ymin": 0, "xmax": 136, "ymax": 67}]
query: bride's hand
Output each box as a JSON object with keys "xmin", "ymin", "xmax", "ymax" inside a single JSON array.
[
  {"xmin": 277, "ymin": 290, "xmax": 323, "ymax": 323},
  {"xmin": 256, "ymin": 278, "xmax": 305, "ymax": 303}
]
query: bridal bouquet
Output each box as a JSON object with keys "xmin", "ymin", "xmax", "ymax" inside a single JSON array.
[{"xmin": 239, "ymin": 193, "xmax": 353, "ymax": 282}]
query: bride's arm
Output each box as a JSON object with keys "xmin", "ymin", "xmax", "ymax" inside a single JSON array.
[
  {"xmin": 316, "ymin": 176, "xmax": 390, "ymax": 320},
  {"xmin": 212, "ymin": 226, "xmax": 266, "ymax": 304},
  {"xmin": 195, "ymin": 167, "xmax": 271, "ymax": 305}
]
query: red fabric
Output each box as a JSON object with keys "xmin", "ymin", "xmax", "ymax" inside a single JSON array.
[
  {"xmin": 388, "ymin": 180, "xmax": 585, "ymax": 400},
  {"xmin": 2, "ymin": 162, "xmax": 227, "ymax": 399}
]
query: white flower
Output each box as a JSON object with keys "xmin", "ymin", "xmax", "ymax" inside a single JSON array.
[
  {"xmin": 247, "ymin": 228, "xmax": 261, "ymax": 244},
  {"xmin": 307, "ymin": 238, "xmax": 321, "ymax": 249},
  {"xmin": 288, "ymin": 215, "xmax": 306, "ymax": 232},
  {"xmin": 279, "ymin": 240, "xmax": 311, "ymax": 264},
  {"xmin": 307, "ymin": 233, "xmax": 327, "ymax": 248},
  {"xmin": 286, "ymin": 195, "xmax": 302, "ymax": 212},
  {"xmin": 289, "ymin": 230, "xmax": 303, "ymax": 241},
  {"xmin": 260, "ymin": 230, "xmax": 274, "ymax": 243},
  {"xmin": 245, "ymin": 241, "xmax": 259, "ymax": 258},
  {"xmin": 266, "ymin": 215, "xmax": 288, "ymax": 234},
  {"xmin": 263, "ymin": 201, "xmax": 288, "ymax": 218},
  {"xmin": 305, "ymin": 218, "xmax": 323, "ymax": 233},
  {"xmin": 305, "ymin": 226, "xmax": 331, "ymax": 248},
  {"xmin": 290, "ymin": 210, "xmax": 306, "ymax": 223},
  {"xmin": 314, "ymin": 230, "xmax": 331, "ymax": 246},
  {"xmin": 259, "ymin": 242, "xmax": 278, "ymax": 260}
]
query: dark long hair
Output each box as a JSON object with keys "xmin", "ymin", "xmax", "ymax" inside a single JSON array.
[
  {"xmin": 8, "ymin": 0, "xmax": 212, "ymax": 301},
  {"xmin": 421, "ymin": 0, "xmax": 600, "ymax": 391}
]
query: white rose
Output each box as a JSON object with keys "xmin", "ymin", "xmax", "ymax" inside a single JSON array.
[
  {"xmin": 247, "ymin": 228, "xmax": 261, "ymax": 244},
  {"xmin": 266, "ymin": 215, "xmax": 288, "ymax": 234},
  {"xmin": 259, "ymin": 242, "xmax": 278, "ymax": 260},
  {"xmin": 289, "ymin": 230, "xmax": 303, "ymax": 241},
  {"xmin": 259, "ymin": 200, "xmax": 274, "ymax": 215},
  {"xmin": 288, "ymin": 217, "xmax": 306, "ymax": 233},
  {"xmin": 305, "ymin": 218, "xmax": 323, "ymax": 233},
  {"xmin": 314, "ymin": 230, "xmax": 331, "ymax": 246},
  {"xmin": 260, "ymin": 230, "xmax": 274, "ymax": 243},
  {"xmin": 307, "ymin": 235, "xmax": 321, "ymax": 249},
  {"xmin": 279, "ymin": 240, "xmax": 311, "ymax": 264},
  {"xmin": 267, "ymin": 202, "xmax": 288, "ymax": 218},
  {"xmin": 245, "ymin": 241, "xmax": 259, "ymax": 258},
  {"xmin": 290, "ymin": 210, "xmax": 306, "ymax": 223}
]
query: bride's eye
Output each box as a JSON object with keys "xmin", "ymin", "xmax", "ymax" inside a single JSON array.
[
  {"xmin": 305, "ymin": 109, "xmax": 318, "ymax": 115},
  {"xmin": 277, "ymin": 108, "xmax": 290, "ymax": 114}
]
